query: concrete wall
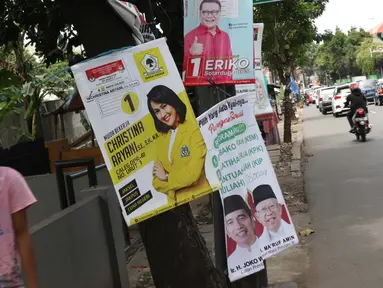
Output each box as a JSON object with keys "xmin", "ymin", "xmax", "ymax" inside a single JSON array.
[
  {"xmin": 30, "ymin": 187, "xmax": 130, "ymax": 288},
  {"xmin": 26, "ymin": 169, "xmax": 113, "ymax": 226},
  {"xmin": 26, "ymin": 173, "xmax": 61, "ymax": 227},
  {"xmin": 73, "ymin": 168, "xmax": 113, "ymax": 192},
  {"xmin": 0, "ymin": 110, "xmax": 29, "ymax": 148},
  {"xmin": 41, "ymin": 100, "xmax": 88, "ymax": 144},
  {"xmin": 0, "ymin": 100, "xmax": 88, "ymax": 149}
]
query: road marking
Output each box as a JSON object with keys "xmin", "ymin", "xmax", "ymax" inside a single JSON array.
[{"xmin": 370, "ymin": 110, "xmax": 377, "ymax": 114}]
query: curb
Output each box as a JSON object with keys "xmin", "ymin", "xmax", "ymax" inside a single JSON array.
[{"xmin": 291, "ymin": 109, "xmax": 304, "ymax": 178}]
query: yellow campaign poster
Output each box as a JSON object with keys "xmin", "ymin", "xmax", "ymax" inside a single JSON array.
[{"xmin": 71, "ymin": 38, "xmax": 220, "ymax": 226}]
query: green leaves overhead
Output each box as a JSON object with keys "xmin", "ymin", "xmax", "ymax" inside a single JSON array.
[
  {"xmin": 254, "ymin": 0, "xmax": 329, "ymax": 83},
  {"xmin": 356, "ymin": 38, "xmax": 383, "ymax": 74},
  {"xmin": 314, "ymin": 27, "xmax": 381, "ymax": 82},
  {"xmin": 0, "ymin": 85, "xmax": 23, "ymax": 122},
  {"xmin": 0, "ymin": 0, "xmax": 79, "ymax": 65}
]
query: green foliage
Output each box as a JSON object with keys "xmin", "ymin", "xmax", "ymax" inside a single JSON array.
[
  {"xmin": 0, "ymin": 0, "xmax": 78, "ymax": 65},
  {"xmin": 314, "ymin": 27, "xmax": 371, "ymax": 81},
  {"xmin": 0, "ymin": 69, "xmax": 22, "ymax": 89},
  {"xmin": 296, "ymin": 43, "xmax": 318, "ymax": 76},
  {"xmin": 0, "ymin": 62, "xmax": 73, "ymax": 138},
  {"xmin": 254, "ymin": 0, "xmax": 328, "ymax": 83},
  {"xmin": 356, "ymin": 38, "xmax": 383, "ymax": 74},
  {"xmin": 16, "ymin": 131, "xmax": 34, "ymax": 143},
  {"xmin": 0, "ymin": 85, "xmax": 23, "ymax": 122},
  {"xmin": 21, "ymin": 67, "xmax": 73, "ymax": 118}
]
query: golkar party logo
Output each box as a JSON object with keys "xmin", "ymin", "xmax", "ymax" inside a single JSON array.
[
  {"xmin": 141, "ymin": 54, "xmax": 163, "ymax": 77},
  {"xmin": 133, "ymin": 47, "xmax": 169, "ymax": 83}
]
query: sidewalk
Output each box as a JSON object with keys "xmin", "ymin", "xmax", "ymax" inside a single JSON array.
[{"xmin": 127, "ymin": 109, "xmax": 310, "ymax": 288}]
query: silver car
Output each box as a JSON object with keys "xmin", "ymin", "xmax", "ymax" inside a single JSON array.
[{"xmin": 318, "ymin": 87, "xmax": 336, "ymax": 115}]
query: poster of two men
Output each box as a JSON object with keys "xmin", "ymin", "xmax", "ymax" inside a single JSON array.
[{"xmin": 224, "ymin": 184, "xmax": 297, "ymax": 262}]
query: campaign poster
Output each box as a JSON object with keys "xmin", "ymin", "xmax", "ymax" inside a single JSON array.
[
  {"xmin": 183, "ymin": 0, "xmax": 254, "ymax": 86},
  {"xmin": 253, "ymin": 23, "xmax": 263, "ymax": 71},
  {"xmin": 71, "ymin": 38, "xmax": 220, "ymax": 226},
  {"xmin": 197, "ymin": 93, "xmax": 298, "ymax": 281},
  {"xmin": 108, "ymin": 0, "xmax": 156, "ymax": 44},
  {"xmin": 236, "ymin": 23, "xmax": 273, "ymax": 116}
]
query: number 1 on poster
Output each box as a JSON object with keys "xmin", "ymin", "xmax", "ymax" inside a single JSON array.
[{"xmin": 191, "ymin": 58, "xmax": 201, "ymax": 77}]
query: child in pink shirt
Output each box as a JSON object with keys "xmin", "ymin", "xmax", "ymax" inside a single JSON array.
[{"xmin": 0, "ymin": 167, "xmax": 38, "ymax": 288}]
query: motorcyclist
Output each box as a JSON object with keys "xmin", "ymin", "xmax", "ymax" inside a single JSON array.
[{"xmin": 344, "ymin": 83, "xmax": 368, "ymax": 133}]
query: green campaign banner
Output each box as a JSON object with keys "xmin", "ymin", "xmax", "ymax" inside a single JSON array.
[{"xmin": 253, "ymin": 0, "xmax": 282, "ymax": 4}]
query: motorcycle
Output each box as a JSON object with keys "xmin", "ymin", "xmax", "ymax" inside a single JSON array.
[
  {"xmin": 352, "ymin": 108, "xmax": 371, "ymax": 142},
  {"xmin": 304, "ymin": 98, "xmax": 310, "ymax": 106}
]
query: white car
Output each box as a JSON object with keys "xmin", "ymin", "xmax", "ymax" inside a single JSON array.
[
  {"xmin": 311, "ymin": 86, "xmax": 321, "ymax": 105},
  {"xmin": 332, "ymin": 84, "xmax": 351, "ymax": 117},
  {"xmin": 315, "ymin": 87, "xmax": 330, "ymax": 108},
  {"xmin": 318, "ymin": 87, "xmax": 336, "ymax": 114}
]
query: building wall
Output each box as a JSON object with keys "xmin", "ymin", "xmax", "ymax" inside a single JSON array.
[
  {"xmin": 26, "ymin": 169, "xmax": 113, "ymax": 227},
  {"xmin": 0, "ymin": 100, "xmax": 88, "ymax": 149},
  {"xmin": 41, "ymin": 100, "xmax": 88, "ymax": 144},
  {"xmin": 0, "ymin": 110, "xmax": 29, "ymax": 148},
  {"xmin": 30, "ymin": 189, "xmax": 130, "ymax": 288}
]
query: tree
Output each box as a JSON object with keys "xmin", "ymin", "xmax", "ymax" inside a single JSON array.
[
  {"xmin": 0, "ymin": 60, "xmax": 73, "ymax": 139},
  {"xmin": 0, "ymin": 36, "xmax": 74, "ymax": 138},
  {"xmin": 0, "ymin": 44, "xmax": 28, "ymax": 88},
  {"xmin": 254, "ymin": 0, "xmax": 328, "ymax": 143},
  {"xmin": 22, "ymin": 66, "xmax": 73, "ymax": 139},
  {"xmin": 344, "ymin": 28, "xmax": 368, "ymax": 77},
  {"xmin": 0, "ymin": 0, "xmax": 227, "ymax": 287},
  {"xmin": 296, "ymin": 42, "xmax": 318, "ymax": 78},
  {"xmin": 315, "ymin": 27, "xmax": 369, "ymax": 82},
  {"xmin": 0, "ymin": 85, "xmax": 23, "ymax": 121},
  {"xmin": 356, "ymin": 38, "xmax": 383, "ymax": 75}
]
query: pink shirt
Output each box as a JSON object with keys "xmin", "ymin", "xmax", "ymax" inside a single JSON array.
[
  {"xmin": 0, "ymin": 167, "xmax": 36, "ymax": 287},
  {"xmin": 183, "ymin": 24, "xmax": 233, "ymax": 84}
]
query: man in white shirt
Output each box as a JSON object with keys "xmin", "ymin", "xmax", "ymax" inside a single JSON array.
[
  {"xmin": 253, "ymin": 184, "xmax": 295, "ymax": 248},
  {"xmin": 224, "ymin": 195, "xmax": 260, "ymax": 266}
]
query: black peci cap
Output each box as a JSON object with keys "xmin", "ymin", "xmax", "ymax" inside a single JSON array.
[
  {"xmin": 252, "ymin": 184, "xmax": 277, "ymax": 207},
  {"xmin": 224, "ymin": 195, "xmax": 250, "ymax": 216}
]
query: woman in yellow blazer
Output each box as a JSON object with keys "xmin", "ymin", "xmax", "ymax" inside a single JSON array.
[{"xmin": 147, "ymin": 85, "xmax": 211, "ymax": 205}]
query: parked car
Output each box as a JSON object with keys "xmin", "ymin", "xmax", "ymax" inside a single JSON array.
[
  {"xmin": 305, "ymin": 88, "xmax": 314, "ymax": 103},
  {"xmin": 318, "ymin": 87, "xmax": 335, "ymax": 114},
  {"xmin": 375, "ymin": 81, "xmax": 383, "ymax": 105},
  {"xmin": 306, "ymin": 87, "xmax": 318, "ymax": 104},
  {"xmin": 332, "ymin": 84, "xmax": 351, "ymax": 117},
  {"xmin": 357, "ymin": 79, "xmax": 378, "ymax": 102},
  {"xmin": 311, "ymin": 86, "xmax": 321, "ymax": 106},
  {"xmin": 315, "ymin": 87, "xmax": 330, "ymax": 109}
]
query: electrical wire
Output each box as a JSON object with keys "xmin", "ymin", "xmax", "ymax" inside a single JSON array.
[
  {"xmin": 155, "ymin": 1, "xmax": 172, "ymax": 37},
  {"xmin": 207, "ymin": 78, "xmax": 234, "ymax": 98}
]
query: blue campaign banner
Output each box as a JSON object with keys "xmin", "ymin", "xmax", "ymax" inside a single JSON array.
[{"xmin": 183, "ymin": 0, "xmax": 254, "ymax": 86}]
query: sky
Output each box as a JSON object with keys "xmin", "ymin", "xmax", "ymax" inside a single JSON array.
[{"xmin": 315, "ymin": 0, "xmax": 382, "ymax": 34}]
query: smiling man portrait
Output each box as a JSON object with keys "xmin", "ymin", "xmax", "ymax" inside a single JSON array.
[
  {"xmin": 253, "ymin": 184, "xmax": 295, "ymax": 247},
  {"xmin": 183, "ymin": 0, "xmax": 233, "ymax": 82},
  {"xmin": 224, "ymin": 194, "xmax": 259, "ymax": 264}
]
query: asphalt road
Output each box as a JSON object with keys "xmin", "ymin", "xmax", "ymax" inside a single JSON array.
[{"xmin": 304, "ymin": 104, "xmax": 383, "ymax": 287}]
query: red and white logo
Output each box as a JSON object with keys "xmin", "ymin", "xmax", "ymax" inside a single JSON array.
[{"xmin": 85, "ymin": 60, "xmax": 125, "ymax": 82}]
